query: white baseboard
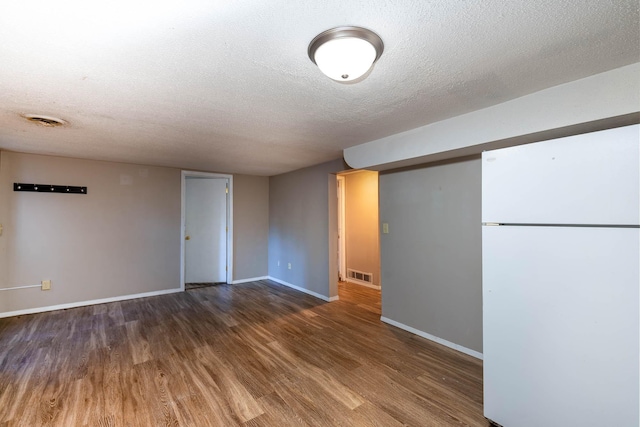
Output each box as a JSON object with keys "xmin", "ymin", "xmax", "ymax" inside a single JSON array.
[
  {"xmin": 346, "ymin": 278, "xmax": 381, "ymax": 290},
  {"xmin": 0, "ymin": 288, "xmax": 183, "ymax": 319},
  {"xmin": 266, "ymin": 276, "xmax": 338, "ymax": 302},
  {"xmin": 380, "ymin": 316, "xmax": 483, "ymax": 360},
  {"xmin": 231, "ymin": 276, "xmax": 269, "ymax": 285}
]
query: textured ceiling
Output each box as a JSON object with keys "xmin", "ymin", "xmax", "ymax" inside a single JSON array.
[{"xmin": 0, "ymin": 0, "xmax": 638, "ymax": 176}]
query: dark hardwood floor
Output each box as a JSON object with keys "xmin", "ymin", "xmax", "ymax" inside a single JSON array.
[
  {"xmin": 0, "ymin": 280, "xmax": 487, "ymax": 426},
  {"xmin": 185, "ymin": 282, "xmax": 225, "ymax": 291}
]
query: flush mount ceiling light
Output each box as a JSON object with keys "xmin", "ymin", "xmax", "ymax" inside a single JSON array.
[{"xmin": 308, "ymin": 26, "xmax": 384, "ymax": 82}]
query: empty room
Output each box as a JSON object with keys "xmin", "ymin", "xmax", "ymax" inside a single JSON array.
[{"xmin": 1, "ymin": 1, "xmax": 638, "ymax": 426}]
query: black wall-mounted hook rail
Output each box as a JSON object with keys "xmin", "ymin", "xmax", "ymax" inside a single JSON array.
[{"xmin": 14, "ymin": 183, "xmax": 88, "ymax": 194}]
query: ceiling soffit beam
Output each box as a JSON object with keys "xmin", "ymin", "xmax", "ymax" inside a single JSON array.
[{"xmin": 344, "ymin": 63, "xmax": 640, "ymax": 171}]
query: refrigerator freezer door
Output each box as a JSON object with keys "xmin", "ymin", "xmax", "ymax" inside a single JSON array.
[
  {"xmin": 483, "ymin": 225, "xmax": 639, "ymax": 427},
  {"xmin": 482, "ymin": 125, "xmax": 639, "ymax": 225}
]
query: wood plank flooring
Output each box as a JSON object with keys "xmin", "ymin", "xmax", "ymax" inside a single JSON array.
[
  {"xmin": 185, "ymin": 282, "xmax": 225, "ymax": 291},
  {"xmin": 0, "ymin": 280, "xmax": 488, "ymax": 426}
]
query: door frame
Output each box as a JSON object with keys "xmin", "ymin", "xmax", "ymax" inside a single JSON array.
[
  {"xmin": 180, "ymin": 170, "xmax": 233, "ymax": 290},
  {"xmin": 337, "ymin": 175, "xmax": 346, "ymax": 281}
]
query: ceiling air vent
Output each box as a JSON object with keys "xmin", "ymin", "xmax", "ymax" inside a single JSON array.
[{"xmin": 22, "ymin": 114, "xmax": 67, "ymax": 127}]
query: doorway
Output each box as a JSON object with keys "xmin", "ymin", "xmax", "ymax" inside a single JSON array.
[
  {"xmin": 336, "ymin": 170, "xmax": 381, "ymax": 291},
  {"xmin": 180, "ymin": 171, "xmax": 233, "ymax": 290},
  {"xmin": 337, "ymin": 175, "xmax": 346, "ymax": 281}
]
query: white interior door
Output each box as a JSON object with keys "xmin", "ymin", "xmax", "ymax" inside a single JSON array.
[{"xmin": 185, "ymin": 177, "xmax": 227, "ymax": 283}]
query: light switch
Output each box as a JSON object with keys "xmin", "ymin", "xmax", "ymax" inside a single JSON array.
[
  {"xmin": 382, "ymin": 223, "xmax": 389, "ymax": 234},
  {"xmin": 41, "ymin": 280, "xmax": 51, "ymax": 290}
]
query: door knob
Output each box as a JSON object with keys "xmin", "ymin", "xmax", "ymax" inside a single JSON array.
[{"xmin": 185, "ymin": 235, "xmax": 191, "ymax": 240}]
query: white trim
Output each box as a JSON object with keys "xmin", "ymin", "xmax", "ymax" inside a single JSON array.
[
  {"xmin": 0, "ymin": 284, "xmax": 41, "ymax": 291},
  {"xmin": 346, "ymin": 278, "xmax": 381, "ymax": 290},
  {"xmin": 380, "ymin": 316, "xmax": 483, "ymax": 360},
  {"xmin": 181, "ymin": 170, "xmax": 234, "ymax": 290},
  {"xmin": 267, "ymin": 276, "xmax": 338, "ymax": 302},
  {"xmin": 337, "ymin": 169, "xmax": 367, "ymax": 176},
  {"xmin": 231, "ymin": 276, "xmax": 269, "ymax": 285},
  {"xmin": 0, "ymin": 288, "xmax": 182, "ymax": 319},
  {"xmin": 228, "ymin": 176, "xmax": 234, "ymax": 284}
]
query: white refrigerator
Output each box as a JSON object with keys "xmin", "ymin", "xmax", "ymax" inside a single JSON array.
[{"xmin": 482, "ymin": 124, "xmax": 640, "ymax": 427}]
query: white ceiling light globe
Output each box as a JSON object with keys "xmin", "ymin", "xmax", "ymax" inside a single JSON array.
[
  {"xmin": 308, "ymin": 27, "xmax": 384, "ymax": 83},
  {"xmin": 314, "ymin": 37, "xmax": 377, "ymax": 81}
]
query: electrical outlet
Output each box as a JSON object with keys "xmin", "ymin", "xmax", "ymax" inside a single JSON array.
[
  {"xmin": 288, "ymin": 263, "xmax": 292, "ymax": 270},
  {"xmin": 277, "ymin": 260, "xmax": 280, "ymax": 267},
  {"xmin": 41, "ymin": 280, "xmax": 51, "ymax": 290},
  {"xmin": 382, "ymin": 223, "xmax": 389, "ymax": 234}
]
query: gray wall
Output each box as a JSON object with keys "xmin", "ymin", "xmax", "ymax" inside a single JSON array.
[
  {"xmin": 379, "ymin": 156, "xmax": 483, "ymax": 353},
  {"xmin": 0, "ymin": 152, "xmax": 271, "ymax": 315},
  {"xmin": 344, "ymin": 171, "xmax": 380, "ymax": 286},
  {"xmin": 0, "ymin": 151, "xmax": 182, "ymax": 314},
  {"xmin": 233, "ymin": 174, "xmax": 269, "ymax": 280},
  {"xmin": 269, "ymin": 158, "xmax": 345, "ymax": 299}
]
